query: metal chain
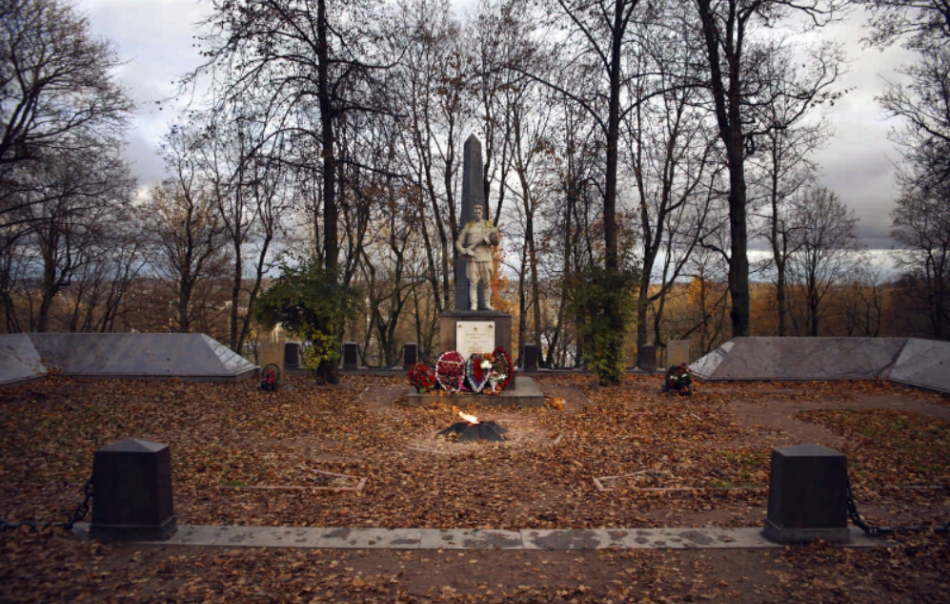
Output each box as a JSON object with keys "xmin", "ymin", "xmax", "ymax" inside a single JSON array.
[
  {"xmin": 63, "ymin": 478, "xmax": 94, "ymax": 530},
  {"xmin": 0, "ymin": 477, "xmax": 93, "ymax": 531},
  {"xmin": 847, "ymin": 474, "xmax": 949, "ymax": 536}
]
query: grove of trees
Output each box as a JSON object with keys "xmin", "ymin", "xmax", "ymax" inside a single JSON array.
[{"xmin": 1, "ymin": 0, "xmax": 948, "ymax": 383}]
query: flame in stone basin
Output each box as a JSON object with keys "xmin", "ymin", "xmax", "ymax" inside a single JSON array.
[
  {"xmin": 439, "ymin": 413, "xmax": 507, "ymax": 443},
  {"xmin": 458, "ymin": 411, "xmax": 480, "ymax": 424}
]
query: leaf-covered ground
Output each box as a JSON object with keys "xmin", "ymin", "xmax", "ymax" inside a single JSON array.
[{"xmin": 2, "ymin": 374, "xmax": 949, "ymax": 602}]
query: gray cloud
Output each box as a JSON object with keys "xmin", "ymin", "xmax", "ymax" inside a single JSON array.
[
  {"xmin": 79, "ymin": 0, "xmax": 210, "ymax": 189},
  {"xmin": 808, "ymin": 12, "xmax": 918, "ymax": 252}
]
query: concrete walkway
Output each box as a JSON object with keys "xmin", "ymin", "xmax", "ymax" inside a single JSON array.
[{"xmin": 71, "ymin": 523, "xmax": 877, "ymax": 550}]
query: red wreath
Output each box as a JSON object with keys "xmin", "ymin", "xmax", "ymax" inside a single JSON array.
[
  {"xmin": 435, "ymin": 351, "xmax": 465, "ymax": 392},
  {"xmin": 492, "ymin": 346, "xmax": 513, "ymax": 390}
]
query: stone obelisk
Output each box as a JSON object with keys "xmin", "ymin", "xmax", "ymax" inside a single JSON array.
[{"xmin": 455, "ymin": 135, "xmax": 487, "ymax": 311}]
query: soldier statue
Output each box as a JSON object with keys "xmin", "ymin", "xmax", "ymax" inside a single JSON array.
[{"xmin": 455, "ymin": 203, "xmax": 500, "ymax": 311}]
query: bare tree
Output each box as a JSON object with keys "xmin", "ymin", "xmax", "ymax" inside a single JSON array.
[
  {"xmin": 692, "ymin": 0, "xmax": 846, "ymax": 338},
  {"xmin": 835, "ymin": 254, "xmax": 885, "ymax": 337},
  {"xmin": 625, "ymin": 6, "xmax": 719, "ymax": 363},
  {"xmin": 747, "ymin": 41, "xmax": 844, "ymax": 335},
  {"xmin": 388, "ymin": 0, "xmax": 470, "ymax": 315},
  {"xmin": 194, "ymin": 0, "xmax": 388, "ymax": 272},
  {"xmin": 145, "ymin": 127, "xmax": 230, "ymax": 334},
  {"xmin": 524, "ymin": 0, "xmax": 662, "ymax": 383},
  {"xmin": 786, "ymin": 184, "xmax": 860, "ymax": 336},
  {"xmin": 0, "ymin": 0, "xmax": 132, "ymax": 226},
  {"xmin": 891, "ymin": 184, "xmax": 950, "ymax": 338},
  {"xmin": 858, "ymin": 0, "xmax": 950, "ymax": 49},
  {"xmin": 879, "ymin": 47, "xmax": 950, "ymax": 195}
]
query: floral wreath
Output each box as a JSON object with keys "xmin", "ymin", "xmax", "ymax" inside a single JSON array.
[
  {"xmin": 407, "ymin": 363, "xmax": 436, "ymax": 393},
  {"xmin": 463, "ymin": 347, "xmax": 514, "ymax": 395},
  {"xmin": 484, "ymin": 346, "xmax": 513, "ymax": 394},
  {"xmin": 666, "ymin": 363, "xmax": 692, "ymax": 396},
  {"xmin": 435, "ymin": 351, "xmax": 466, "ymax": 392},
  {"xmin": 260, "ymin": 363, "xmax": 280, "ymax": 392},
  {"xmin": 464, "ymin": 352, "xmax": 495, "ymax": 394}
]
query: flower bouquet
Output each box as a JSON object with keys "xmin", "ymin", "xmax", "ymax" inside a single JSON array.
[{"xmin": 407, "ymin": 363, "xmax": 436, "ymax": 393}]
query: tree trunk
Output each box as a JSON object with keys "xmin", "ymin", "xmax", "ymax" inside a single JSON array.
[
  {"xmin": 696, "ymin": 0, "xmax": 751, "ymax": 339},
  {"xmin": 229, "ymin": 249, "xmax": 242, "ymax": 351},
  {"xmin": 317, "ymin": 0, "xmax": 337, "ymax": 272}
]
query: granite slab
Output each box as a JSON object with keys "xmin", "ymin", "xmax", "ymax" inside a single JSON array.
[
  {"xmin": 886, "ymin": 338, "xmax": 950, "ymax": 393},
  {"xmin": 0, "ymin": 333, "xmax": 46, "ymax": 386},
  {"xmin": 26, "ymin": 333, "xmax": 256, "ymax": 381},
  {"xmin": 690, "ymin": 337, "xmax": 907, "ymax": 382}
]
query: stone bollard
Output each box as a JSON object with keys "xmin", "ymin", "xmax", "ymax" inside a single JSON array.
[
  {"xmin": 342, "ymin": 342, "xmax": 359, "ymax": 371},
  {"xmin": 403, "ymin": 343, "xmax": 419, "ymax": 369},
  {"xmin": 522, "ymin": 344, "xmax": 539, "ymax": 371},
  {"xmin": 763, "ymin": 444, "xmax": 850, "ymax": 544},
  {"xmin": 639, "ymin": 345, "xmax": 657, "ymax": 372},
  {"xmin": 90, "ymin": 440, "xmax": 176, "ymax": 541}
]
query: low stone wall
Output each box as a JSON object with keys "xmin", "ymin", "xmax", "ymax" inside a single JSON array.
[
  {"xmin": 0, "ymin": 333, "xmax": 257, "ymax": 386},
  {"xmin": 690, "ymin": 337, "xmax": 950, "ymax": 395}
]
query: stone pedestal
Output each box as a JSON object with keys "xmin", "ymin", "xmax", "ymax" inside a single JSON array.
[
  {"xmin": 430, "ymin": 309, "xmax": 543, "ymax": 407},
  {"xmin": 763, "ymin": 444, "xmax": 850, "ymax": 544},
  {"xmin": 407, "ymin": 376, "xmax": 544, "ymax": 408},
  {"xmin": 90, "ymin": 440, "xmax": 176, "ymax": 541},
  {"xmin": 439, "ymin": 311, "xmax": 513, "ymax": 361}
]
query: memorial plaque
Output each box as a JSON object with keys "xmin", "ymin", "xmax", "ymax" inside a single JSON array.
[
  {"xmin": 667, "ymin": 339, "xmax": 690, "ymax": 368},
  {"xmin": 456, "ymin": 321, "xmax": 495, "ymax": 360}
]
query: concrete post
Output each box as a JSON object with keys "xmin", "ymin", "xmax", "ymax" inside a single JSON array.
[
  {"xmin": 523, "ymin": 344, "xmax": 539, "ymax": 371},
  {"xmin": 763, "ymin": 443, "xmax": 850, "ymax": 544},
  {"xmin": 342, "ymin": 342, "xmax": 359, "ymax": 371},
  {"xmin": 403, "ymin": 343, "xmax": 419, "ymax": 369},
  {"xmin": 90, "ymin": 440, "xmax": 176, "ymax": 541}
]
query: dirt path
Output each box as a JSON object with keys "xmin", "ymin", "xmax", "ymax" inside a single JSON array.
[{"xmin": 726, "ymin": 392, "xmax": 950, "ymax": 449}]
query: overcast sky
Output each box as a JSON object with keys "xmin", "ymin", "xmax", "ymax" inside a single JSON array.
[{"xmin": 77, "ymin": 0, "xmax": 919, "ymax": 254}]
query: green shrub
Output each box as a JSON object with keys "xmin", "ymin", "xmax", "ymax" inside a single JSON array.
[
  {"xmin": 571, "ymin": 265, "xmax": 639, "ymax": 386},
  {"xmin": 254, "ymin": 262, "xmax": 361, "ymax": 384}
]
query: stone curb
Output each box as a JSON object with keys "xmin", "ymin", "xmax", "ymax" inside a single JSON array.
[{"xmin": 71, "ymin": 524, "xmax": 878, "ymax": 549}]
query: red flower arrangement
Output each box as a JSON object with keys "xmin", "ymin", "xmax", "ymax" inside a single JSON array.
[
  {"xmin": 435, "ymin": 351, "xmax": 465, "ymax": 392},
  {"xmin": 407, "ymin": 363, "xmax": 436, "ymax": 393},
  {"xmin": 491, "ymin": 346, "xmax": 513, "ymax": 390},
  {"xmin": 260, "ymin": 364, "xmax": 280, "ymax": 392}
]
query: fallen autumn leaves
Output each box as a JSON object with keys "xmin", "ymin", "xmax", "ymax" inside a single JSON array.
[{"xmin": 1, "ymin": 374, "xmax": 949, "ymax": 602}]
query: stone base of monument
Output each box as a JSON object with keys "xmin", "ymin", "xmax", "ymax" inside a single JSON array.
[
  {"xmin": 440, "ymin": 310, "xmax": 513, "ymax": 356},
  {"xmin": 405, "ymin": 376, "xmax": 545, "ymax": 408}
]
